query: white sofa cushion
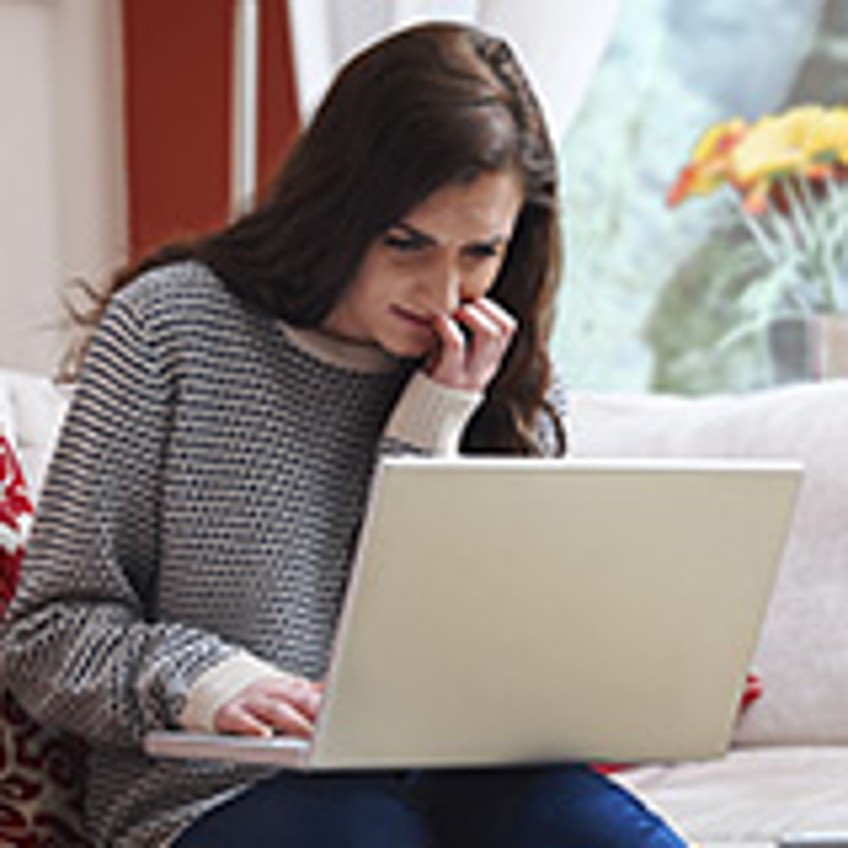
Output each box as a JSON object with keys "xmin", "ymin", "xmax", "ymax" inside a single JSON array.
[
  {"xmin": 570, "ymin": 381, "xmax": 848, "ymax": 745},
  {"xmin": 618, "ymin": 746, "xmax": 848, "ymax": 845},
  {"xmin": 0, "ymin": 369, "xmax": 67, "ymax": 497},
  {"xmin": 0, "ymin": 381, "xmax": 13, "ymax": 443}
]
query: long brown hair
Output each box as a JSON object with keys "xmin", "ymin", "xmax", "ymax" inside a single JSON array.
[{"xmin": 70, "ymin": 22, "xmax": 566, "ymax": 455}]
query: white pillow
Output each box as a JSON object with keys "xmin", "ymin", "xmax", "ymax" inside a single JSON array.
[
  {"xmin": 0, "ymin": 374, "xmax": 15, "ymax": 445},
  {"xmin": 0, "ymin": 369, "xmax": 68, "ymax": 497},
  {"xmin": 571, "ymin": 381, "xmax": 848, "ymax": 745}
]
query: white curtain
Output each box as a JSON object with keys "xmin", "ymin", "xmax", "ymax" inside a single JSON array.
[
  {"xmin": 230, "ymin": 0, "xmax": 619, "ymax": 211},
  {"xmin": 286, "ymin": 0, "xmax": 620, "ymax": 141}
]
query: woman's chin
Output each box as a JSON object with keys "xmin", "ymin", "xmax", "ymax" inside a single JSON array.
[{"xmin": 380, "ymin": 331, "xmax": 436, "ymax": 360}]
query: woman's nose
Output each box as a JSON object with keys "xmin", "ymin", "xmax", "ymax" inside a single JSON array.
[{"xmin": 422, "ymin": 252, "xmax": 461, "ymax": 314}]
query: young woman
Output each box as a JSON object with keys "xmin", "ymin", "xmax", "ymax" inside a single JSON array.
[{"xmin": 1, "ymin": 22, "xmax": 686, "ymax": 848}]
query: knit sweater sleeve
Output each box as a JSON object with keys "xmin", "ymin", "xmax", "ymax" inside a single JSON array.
[
  {"xmin": 380, "ymin": 371, "xmax": 483, "ymax": 456},
  {"xmin": 380, "ymin": 364, "xmax": 570, "ymax": 458},
  {"xmin": 0, "ymin": 294, "xmax": 243, "ymax": 745}
]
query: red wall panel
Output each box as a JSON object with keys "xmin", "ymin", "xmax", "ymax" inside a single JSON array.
[
  {"xmin": 258, "ymin": 0, "xmax": 301, "ymax": 187},
  {"xmin": 122, "ymin": 0, "xmax": 300, "ymax": 261}
]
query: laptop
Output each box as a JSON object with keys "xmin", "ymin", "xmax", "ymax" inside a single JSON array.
[{"xmin": 145, "ymin": 456, "xmax": 802, "ymax": 770}]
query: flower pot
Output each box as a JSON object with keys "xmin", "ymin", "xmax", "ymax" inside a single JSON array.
[{"xmin": 768, "ymin": 313, "xmax": 848, "ymax": 383}]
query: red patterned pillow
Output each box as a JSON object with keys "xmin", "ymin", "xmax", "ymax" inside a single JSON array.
[
  {"xmin": 0, "ymin": 435, "xmax": 90, "ymax": 847},
  {"xmin": 0, "ymin": 435, "xmax": 31, "ymax": 611},
  {"xmin": 0, "ymin": 691, "xmax": 89, "ymax": 847}
]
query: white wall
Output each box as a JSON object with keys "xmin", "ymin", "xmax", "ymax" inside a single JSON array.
[{"xmin": 0, "ymin": 0, "xmax": 126, "ymax": 377}]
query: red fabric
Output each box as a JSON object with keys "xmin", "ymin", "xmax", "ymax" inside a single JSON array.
[
  {"xmin": 0, "ymin": 437, "xmax": 33, "ymax": 614},
  {"xmin": 740, "ymin": 671, "xmax": 764, "ymax": 711},
  {"xmin": 0, "ymin": 436, "xmax": 90, "ymax": 846},
  {"xmin": 0, "ymin": 691, "xmax": 89, "ymax": 847}
]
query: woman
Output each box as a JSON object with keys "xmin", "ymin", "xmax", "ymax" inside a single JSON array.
[{"xmin": 1, "ymin": 22, "xmax": 685, "ymax": 847}]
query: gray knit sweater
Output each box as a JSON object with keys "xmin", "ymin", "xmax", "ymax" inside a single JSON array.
[{"xmin": 0, "ymin": 261, "xmax": 564, "ymax": 846}]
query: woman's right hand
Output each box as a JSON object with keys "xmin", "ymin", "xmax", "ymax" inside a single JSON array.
[
  {"xmin": 213, "ymin": 673, "xmax": 323, "ymax": 738},
  {"xmin": 425, "ymin": 297, "xmax": 517, "ymax": 393}
]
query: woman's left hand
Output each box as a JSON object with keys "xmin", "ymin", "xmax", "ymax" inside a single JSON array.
[{"xmin": 425, "ymin": 297, "xmax": 517, "ymax": 392}]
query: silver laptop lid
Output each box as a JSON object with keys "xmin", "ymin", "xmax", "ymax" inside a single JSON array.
[{"xmin": 311, "ymin": 457, "xmax": 801, "ymax": 769}]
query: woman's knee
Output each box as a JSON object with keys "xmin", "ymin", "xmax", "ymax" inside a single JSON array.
[
  {"xmin": 508, "ymin": 766, "xmax": 687, "ymax": 847},
  {"xmin": 175, "ymin": 772, "xmax": 430, "ymax": 848},
  {"xmin": 319, "ymin": 779, "xmax": 430, "ymax": 846}
]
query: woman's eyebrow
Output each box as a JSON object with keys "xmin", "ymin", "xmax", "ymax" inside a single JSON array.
[
  {"xmin": 392, "ymin": 221, "xmax": 436, "ymax": 245},
  {"xmin": 393, "ymin": 221, "xmax": 509, "ymax": 247}
]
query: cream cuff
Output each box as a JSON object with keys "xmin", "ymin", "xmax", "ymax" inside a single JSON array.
[
  {"xmin": 385, "ymin": 372, "xmax": 483, "ymax": 455},
  {"xmin": 179, "ymin": 652, "xmax": 281, "ymax": 732}
]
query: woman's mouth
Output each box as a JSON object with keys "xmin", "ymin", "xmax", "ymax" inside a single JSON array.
[{"xmin": 391, "ymin": 305, "xmax": 434, "ymax": 330}]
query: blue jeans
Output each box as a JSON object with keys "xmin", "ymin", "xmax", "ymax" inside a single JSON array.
[{"xmin": 173, "ymin": 765, "xmax": 686, "ymax": 847}]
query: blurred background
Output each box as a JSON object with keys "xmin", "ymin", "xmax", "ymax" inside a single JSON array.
[{"xmin": 2, "ymin": 0, "xmax": 845, "ymax": 394}]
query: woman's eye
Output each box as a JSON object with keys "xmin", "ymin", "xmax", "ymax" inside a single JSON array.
[
  {"xmin": 464, "ymin": 243, "xmax": 499, "ymax": 260},
  {"xmin": 383, "ymin": 234, "xmax": 425, "ymax": 252}
]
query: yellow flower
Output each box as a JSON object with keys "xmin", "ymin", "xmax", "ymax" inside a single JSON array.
[
  {"xmin": 805, "ymin": 106, "xmax": 845, "ymax": 146},
  {"xmin": 667, "ymin": 104, "xmax": 848, "ymax": 323},
  {"xmin": 730, "ymin": 105, "xmax": 848, "ymax": 183},
  {"xmin": 669, "ymin": 104, "xmax": 848, "ymax": 214},
  {"xmin": 805, "ymin": 106, "xmax": 848, "ymax": 166},
  {"xmin": 730, "ymin": 106, "xmax": 821, "ymax": 183},
  {"xmin": 728, "ymin": 106, "xmax": 848, "ymax": 210}
]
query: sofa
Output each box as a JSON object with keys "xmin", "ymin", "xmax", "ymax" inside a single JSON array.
[
  {"xmin": 2, "ymin": 366, "xmax": 848, "ymax": 846},
  {"xmin": 571, "ymin": 381, "xmax": 848, "ymax": 847}
]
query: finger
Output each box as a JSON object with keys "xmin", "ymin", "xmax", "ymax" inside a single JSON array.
[
  {"xmin": 457, "ymin": 304, "xmax": 513, "ymax": 372},
  {"xmin": 247, "ymin": 697, "xmax": 315, "ymax": 738},
  {"xmin": 250, "ymin": 674, "xmax": 323, "ymax": 720},
  {"xmin": 426, "ymin": 312, "xmax": 467, "ymax": 379},
  {"xmin": 432, "ymin": 311, "xmax": 467, "ymax": 354},
  {"xmin": 451, "ymin": 303, "xmax": 515, "ymax": 387},
  {"xmin": 278, "ymin": 678, "xmax": 322, "ymax": 720},
  {"xmin": 214, "ymin": 703, "xmax": 275, "ymax": 737},
  {"xmin": 471, "ymin": 297, "xmax": 518, "ymax": 336},
  {"xmin": 457, "ymin": 302, "xmax": 503, "ymax": 345}
]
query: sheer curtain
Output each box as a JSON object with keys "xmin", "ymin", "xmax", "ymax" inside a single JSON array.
[
  {"xmin": 286, "ymin": 0, "xmax": 620, "ymax": 140},
  {"xmin": 286, "ymin": 1, "xmax": 478, "ymax": 123},
  {"xmin": 231, "ymin": 1, "xmax": 618, "ymax": 215}
]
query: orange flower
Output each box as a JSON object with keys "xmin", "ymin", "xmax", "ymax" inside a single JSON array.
[
  {"xmin": 666, "ymin": 118, "xmax": 747, "ymax": 206},
  {"xmin": 667, "ymin": 104, "xmax": 848, "ymax": 323},
  {"xmin": 669, "ymin": 104, "xmax": 848, "ymax": 213}
]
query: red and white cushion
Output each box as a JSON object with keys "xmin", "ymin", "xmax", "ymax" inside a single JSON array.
[
  {"xmin": 1, "ymin": 434, "xmax": 90, "ymax": 846},
  {"xmin": 0, "ymin": 436, "xmax": 32, "ymax": 611}
]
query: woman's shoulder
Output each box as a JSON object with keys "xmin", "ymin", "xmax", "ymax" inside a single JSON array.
[
  {"xmin": 106, "ymin": 259, "xmax": 261, "ymax": 344},
  {"xmin": 113, "ymin": 259, "xmax": 232, "ymax": 317},
  {"xmin": 91, "ymin": 259, "xmax": 264, "ymax": 368}
]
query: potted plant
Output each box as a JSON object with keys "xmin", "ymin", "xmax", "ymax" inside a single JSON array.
[{"xmin": 667, "ymin": 104, "xmax": 848, "ymax": 380}]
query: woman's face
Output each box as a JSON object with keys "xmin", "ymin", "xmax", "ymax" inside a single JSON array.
[{"xmin": 322, "ymin": 171, "xmax": 523, "ymax": 358}]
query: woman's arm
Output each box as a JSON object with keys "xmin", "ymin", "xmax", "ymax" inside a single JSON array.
[{"xmin": 0, "ymin": 294, "xmax": 249, "ymax": 746}]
